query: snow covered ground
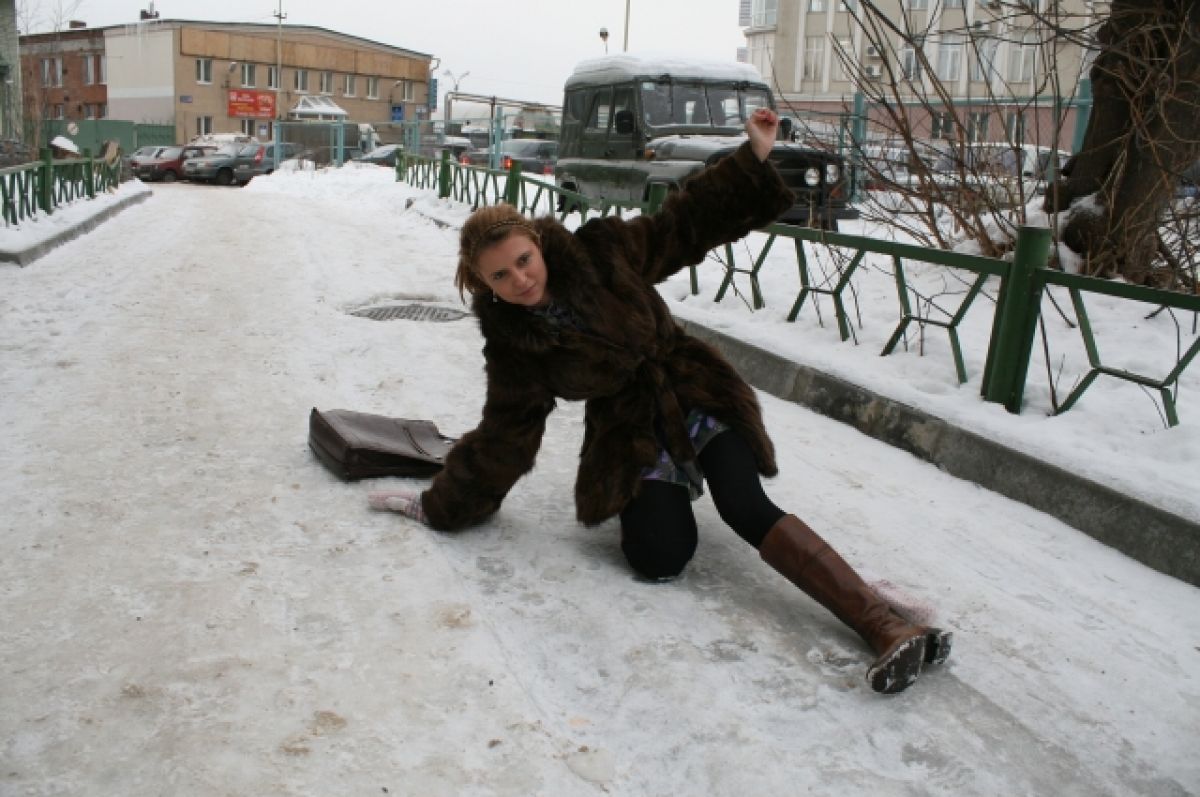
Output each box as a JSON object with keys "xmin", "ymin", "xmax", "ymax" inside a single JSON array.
[{"xmin": 1, "ymin": 167, "xmax": 1197, "ymax": 795}]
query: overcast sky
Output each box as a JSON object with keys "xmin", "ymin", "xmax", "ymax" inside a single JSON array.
[{"xmin": 27, "ymin": 0, "xmax": 749, "ymax": 107}]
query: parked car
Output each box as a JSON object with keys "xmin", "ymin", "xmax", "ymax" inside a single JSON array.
[
  {"xmin": 133, "ymin": 144, "xmax": 217, "ymax": 182},
  {"xmin": 465, "ymin": 138, "xmax": 558, "ymax": 174},
  {"xmin": 182, "ymin": 144, "xmax": 245, "ymax": 185},
  {"xmin": 554, "ymin": 55, "xmax": 856, "ymax": 228},
  {"xmin": 354, "ymin": 143, "xmax": 403, "ymax": 167},
  {"xmin": 232, "ymin": 141, "xmax": 301, "ymax": 183},
  {"xmin": 122, "ymin": 145, "xmax": 168, "ymax": 180},
  {"xmin": 914, "ymin": 143, "xmax": 1070, "ymax": 205}
]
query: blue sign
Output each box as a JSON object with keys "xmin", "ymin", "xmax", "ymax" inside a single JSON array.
[
  {"xmin": 390, "ymin": 104, "xmax": 405, "ymax": 122},
  {"xmin": 427, "ymin": 77, "xmax": 438, "ymax": 111}
]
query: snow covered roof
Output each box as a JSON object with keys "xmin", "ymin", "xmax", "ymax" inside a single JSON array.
[
  {"xmin": 566, "ymin": 53, "xmax": 766, "ymax": 89},
  {"xmin": 289, "ymin": 95, "xmax": 349, "ymax": 118}
]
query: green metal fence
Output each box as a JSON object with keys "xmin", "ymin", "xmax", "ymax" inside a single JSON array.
[
  {"xmin": 41, "ymin": 120, "xmax": 176, "ymax": 154},
  {"xmin": 1, "ymin": 147, "xmax": 121, "ymax": 227},
  {"xmin": 396, "ymin": 150, "xmax": 1200, "ymax": 425}
]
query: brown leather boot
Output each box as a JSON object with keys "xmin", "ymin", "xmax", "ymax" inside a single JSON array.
[{"xmin": 758, "ymin": 514, "xmax": 952, "ymax": 694}]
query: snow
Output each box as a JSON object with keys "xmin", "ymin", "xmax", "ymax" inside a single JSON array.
[
  {"xmin": 49, "ymin": 135, "xmax": 80, "ymax": 155},
  {"xmin": 1, "ymin": 165, "xmax": 1198, "ymax": 795},
  {"xmin": 566, "ymin": 52, "xmax": 766, "ymax": 88}
]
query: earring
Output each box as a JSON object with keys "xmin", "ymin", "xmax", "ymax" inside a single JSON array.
[{"xmin": 491, "ymin": 292, "xmax": 498, "ymax": 303}]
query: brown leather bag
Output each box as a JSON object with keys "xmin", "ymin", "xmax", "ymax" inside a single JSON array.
[{"xmin": 309, "ymin": 408, "xmax": 456, "ymax": 481}]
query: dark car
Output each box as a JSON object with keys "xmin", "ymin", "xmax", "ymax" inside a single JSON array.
[
  {"xmin": 182, "ymin": 144, "xmax": 245, "ymax": 185},
  {"xmin": 354, "ymin": 143, "xmax": 403, "ymax": 167},
  {"xmin": 232, "ymin": 141, "xmax": 302, "ymax": 184},
  {"xmin": 134, "ymin": 144, "xmax": 217, "ymax": 182},
  {"xmin": 554, "ymin": 55, "xmax": 856, "ymax": 228},
  {"xmin": 465, "ymin": 138, "xmax": 558, "ymax": 174}
]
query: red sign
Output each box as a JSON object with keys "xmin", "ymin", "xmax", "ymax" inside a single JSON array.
[{"xmin": 227, "ymin": 90, "xmax": 276, "ymax": 119}]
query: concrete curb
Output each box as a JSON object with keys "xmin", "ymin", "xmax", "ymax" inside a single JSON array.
[
  {"xmin": 677, "ymin": 318, "xmax": 1200, "ymax": 588},
  {"xmin": 0, "ymin": 189, "xmax": 151, "ymax": 267}
]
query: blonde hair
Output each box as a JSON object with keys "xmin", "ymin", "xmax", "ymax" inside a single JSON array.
[{"xmin": 455, "ymin": 204, "xmax": 541, "ymax": 299}]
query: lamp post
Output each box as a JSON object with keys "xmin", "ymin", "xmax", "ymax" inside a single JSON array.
[
  {"xmin": 442, "ymin": 69, "xmax": 469, "ymax": 93},
  {"xmin": 273, "ymin": 0, "xmax": 286, "ymax": 135},
  {"xmin": 623, "ymin": 0, "xmax": 630, "ymax": 51},
  {"xmin": 599, "ymin": 27, "xmax": 609, "ymax": 53}
]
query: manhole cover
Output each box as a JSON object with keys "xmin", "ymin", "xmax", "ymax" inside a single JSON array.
[{"xmin": 350, "ymin": 303, "xmax": 468, "ymax": 323}]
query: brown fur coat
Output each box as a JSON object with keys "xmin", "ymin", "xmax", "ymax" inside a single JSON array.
[{"xmin": 421, "ymin": 142, "xmax": 795, "ymax": 530}]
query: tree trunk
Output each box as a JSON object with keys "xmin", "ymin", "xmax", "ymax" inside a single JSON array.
[{"xmin": 1045, "ymin": 0, "xmax": 1200, "ymax": 284}]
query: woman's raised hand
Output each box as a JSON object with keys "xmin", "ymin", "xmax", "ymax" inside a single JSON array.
[{"xmin": 746, "ymin": 108, "xmax": 780, "ymax": 163}]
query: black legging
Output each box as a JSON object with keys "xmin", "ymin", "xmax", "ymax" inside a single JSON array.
[{"xmin": 619, "ymin": 430, "xmax": 786, "ymax": 579}]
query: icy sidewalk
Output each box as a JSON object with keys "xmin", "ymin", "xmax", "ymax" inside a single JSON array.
[{"xmin": 1, "ymin": 177, "xmax": 1197, "ymax": 796}]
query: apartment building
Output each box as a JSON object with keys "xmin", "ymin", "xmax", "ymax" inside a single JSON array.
[
  {"xmin": 741, "ymin": 0, "xmax": 1093, "ymax": 148},
  {"xmin": 20, "ymin": 18, "xmax": 432, "ymax": 145},
  {"xmin": 19, "ymin": 24, "xmax": 109, "ymax": 132}
]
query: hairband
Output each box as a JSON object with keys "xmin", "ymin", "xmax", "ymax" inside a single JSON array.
[{"xmin": 467, "ymin": 218, "xmax": 539, "ymax": 261}]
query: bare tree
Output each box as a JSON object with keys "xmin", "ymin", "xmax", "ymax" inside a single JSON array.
[
  {"xmin": 1045, "ymin": 0, "xmax": 1200, "ymax": 286},
  {"xmin": 783, "ymin": 0, "xmax": 1198, "ymax": 289}
]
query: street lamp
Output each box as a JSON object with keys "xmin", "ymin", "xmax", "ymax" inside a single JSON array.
[
  {"xmin": 442, "ymin": 69, "xmax": 469, "ymax": 93},
  {"xmin": 623, "ymin": 0, "xmax": 630, "ymax": 51},
  {"xmin": 599, "ymin": 27, "xmax": 609, "ymax": 53}
]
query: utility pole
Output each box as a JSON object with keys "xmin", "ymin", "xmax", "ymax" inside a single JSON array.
[
  {"xmin": 623, "ymin": 0, "xmax": 630, "ymax": 51},
  {"xmin": 274, "ymin": 0, "xmax": 286, "ymax": 135}
]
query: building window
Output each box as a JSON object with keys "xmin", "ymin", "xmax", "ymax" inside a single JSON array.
[
  {"xmin": 1006, "ymin": 110, "xmax": 1026, "ymax": 142},
  {"xmin": 320, "ymin": 70, "xmax": 333, "ymax": 94},
  {"xmin": 267, "ymin": 66, "xmax": 279, "ymax": 89},
  {"xmin": 971, "ymin": 36, "xmax": 999, "ymax": 81},
  {"xmin": 367, "ymin": 76, "xmax": 379, "ymax": 99},
  {"xmin": 241, "ymin": 119, "xmax": 257, "ymax": 136},
  {"xmin": 99, "ymin": 103, "xmax": 107, "ymax": 118},
  {"xmin": 751, "ymin": 0, "xmax": 777, "ymax": 26},
  {"xmin": 946, "ymin": 0, "xmax": 963, "ymax": 6},
  {"xmin": 83, "ymin": 54, "xmax": 101, "ymax": 85},
  {"xmin": 1007, "ymin": 32, "xmax": 1037, "ymax": 84},
  {"xmin": 196, "ymin": 115, "xmax": 213, "ymax": 136},
  {"xmin": 400, "ymin": 80, "xmax": 415, "ymax": 101},
  {"xmin": 242, "ymin": 63, "xmax": 256, "ymax": 87},
  {"xmin": 935, "ymin": 34, "xmax": 963, "ymax": 81},
  {"xmin": 967, "ymin": 112, "xmax": 990, "ymax": 142},
  {"xmin": 52, "ymin": 103, "xmax": 64, "ymax": 119},
  {"xmin": 344, "ymin": 74, "xmax": 356, "ymax": 96},
  {"xmin": 838, "ymin": 0, "xmax": 856, "ymax": 10},
  {"xmin": 83, "ymin": 104, "xmax": 95, "ymax": 119},
  {"xmin": 803, "ymin": 35, "xmax": 825, "ymax": 81},
  {"xmin": 907, "ymin": 0, "xmax": 928, "ymax": 9},
  {"xmin": 931, "ymin": 111, "xmax": 955, "ymax": 139},
  {"xmin": 41, "ymin": 57, "xmax": 62, "ymax": 87},
  {"xmin": 900, "ymin": 43, "xmax": 922, "ymax": 80},
  {"xmin": 810, "ymin": 0, "xmax": 826, "ymax": 11},
  {"xmin": 836, "ymin": 38, "xmax": 853, "ymax": 79},
  {"xmin": 196, "ymin": 58, "xmax": 213, "ymax": 84},
  {"xmin": 294, "ymin": 69, "xmax": 309, "ymax": 92}
]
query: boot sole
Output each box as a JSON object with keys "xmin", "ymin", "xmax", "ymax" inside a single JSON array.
[{"xmin": 867, "ymin": 635, "xmax": 927, "ymax": 694}]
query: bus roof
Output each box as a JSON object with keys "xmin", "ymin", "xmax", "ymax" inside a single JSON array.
[{"xmin": 565, "ymin": 53, "xmax": 767, "ymax": 89}]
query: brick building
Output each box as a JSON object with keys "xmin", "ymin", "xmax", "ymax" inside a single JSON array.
[{"xmin": 20, "ymin": 17, "xmax": 432, "ymax": 146}]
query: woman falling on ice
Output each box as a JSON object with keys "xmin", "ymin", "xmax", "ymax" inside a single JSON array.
[{"xmin": 371, "ymin": 108, "xmax": 951, "ymax": 694}]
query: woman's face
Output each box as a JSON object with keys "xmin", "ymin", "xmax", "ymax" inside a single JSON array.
[{"xmin": 475, "ymin": 231, "xmax": 549, "ymax": 308}]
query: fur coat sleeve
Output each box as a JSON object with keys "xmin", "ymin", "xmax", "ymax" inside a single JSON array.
[
  {"xmin": 420, "ymin": 351, "xmax": 556, "ymax": 530},
  {"xmin": 579, "ymin": 142, "xmax": 795, "ymax": 287}
]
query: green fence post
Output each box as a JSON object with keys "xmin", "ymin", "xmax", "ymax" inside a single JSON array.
[
  {"xmin": 38, "ymin": 148, "xmax": 53, "ymax": 215},
  {"xmin": 438, "ymin": 149, "xmax": 451, "ymax": 199},
  {"xmin": 646, "ymin": 182, "xmax": 668, "ymax": 215},
  {"xmin": 83, "ymin": 148, "xmax": 95, "ymax": 199},
  {"xmin": 981, "ymin": 226, "xmax": 1052, "ymax": 413},
  {"xmin": 504, "ymin": 160, "xmax": 523, "ymax": 205},
  {"xmin": 395, "ymin": 148, "xmax": 404, "ymax": 182}
]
